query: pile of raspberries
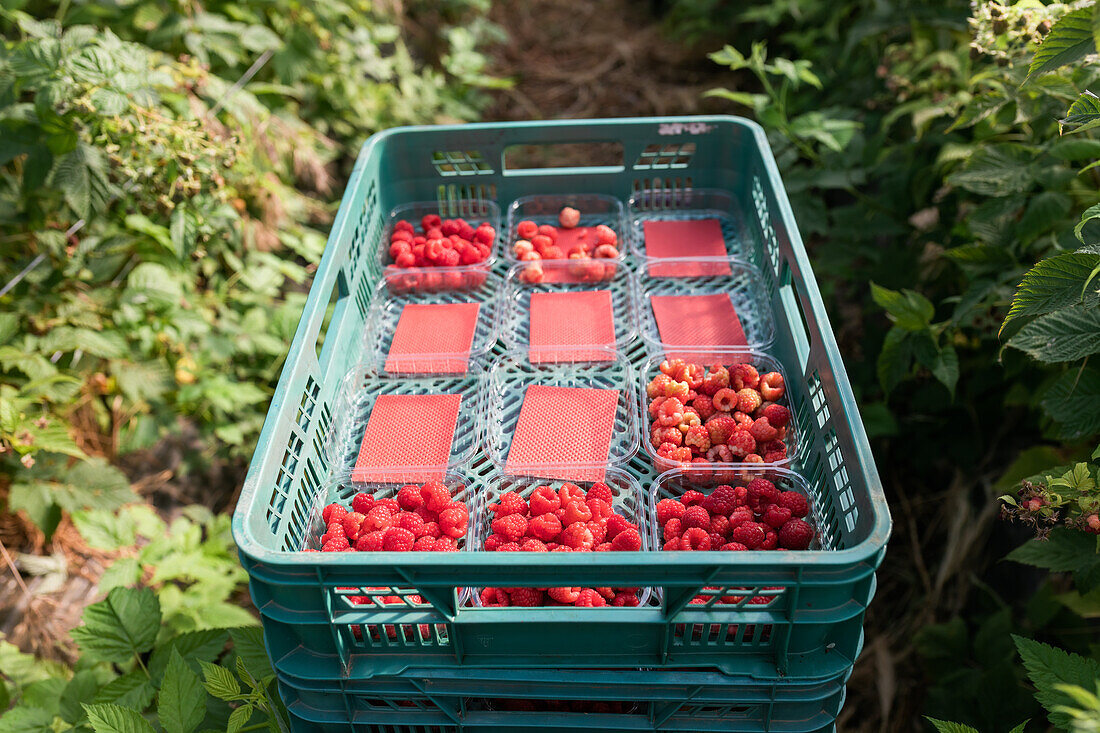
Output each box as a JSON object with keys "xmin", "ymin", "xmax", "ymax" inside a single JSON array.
[
  {"xmin": 478, "ymin": 481, "xmax": 644, "ymax": 608},
  {"xmin": 656, "ymin": 477, "xmax": 814, "ymax": 551},
  {"xmin": 313, "ymin": 481, "xmax": 468, "ymax": 552},
  {"xmin": 646, "ymin": 358, "xmax": 791, "ymax": 466},
  {"xmin": 388, "ymin": 214, "xmax": 495, "ymax": 269},
  {"xmin": 513, "ymin": 207, "xmax": 621, "ymax": 284}
]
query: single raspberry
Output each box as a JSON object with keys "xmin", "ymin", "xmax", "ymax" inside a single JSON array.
[
  {"xmin": 611, "ymin": 528, "xmax": 642, "ymax": 551},
  {"xmin": 764, "ymin": 450, "xmax": 788, "ymax": 463},
  {"xmin": 683, "ymin": 425, "xmax": 711, "ymax": 453},
  {"xmin": 647, "ymin": 373, "xmax": 673, "ymax": 398},
  {"xmin": 528, "ymin": 513, "xmax": 562, "ymax": 541},
  {"xmin": 491, "ymin": 514, "xmax": 528, "ymax": 542},
  {"xmin": 320, "ymin": 523, "xmax": 344, "ymax": 545},
  {"xmin": 490, "ymin": 491, "xmax": 528, "ymax": 516},
  {"xmin": 681, "ymin": 490, "xmax": 705, "ymax": 507},
  {"xmin": 605, "ymin": 514, "xmax": 635, "ymax": 539},
  {"xmin": 586, "ymin": 498, "xmax": 613, "ymax": 521},
  {"xmin": 731, "ymin": 522, "xmax": 766, "ymax": 549},
  {"xmin": 731, "ymin": 363, "xmax": 760, "ymax": 390},
  {"xmin": 657, "ymin": 397, "xmax": 685, "ymax": 427},
  {"xmin": 652, "ymin": 426, "xmax": 683, "ymax": 447},
  {"xmin": 420, "ymin": 482, "xmax": 451, "ymax": 512},
  {"xmin": 778, "ymin": 491, "xmax": 809, "ymax": 518},
  {"xmin": 762, "ymin": 403, "xmax": 791, "ymax": 428},
  {"xmin": 412, "ymin": 536, "xmax": 436, "ymax": 551},
  {"xmin": 530, "ymin": 234, "xmax": 553, "ymax": 253},
  {"xmin": 433, "ymin": 537, "xmax": 459, "ymax": 552},
  {"xmin": 701, "ymin": 366, "xmax": 730, "ymax": 395},
  {"xmin": 660, "ymin": 358, "xmax": 686, "ymax": 377},
  {"xmin": 560, "ymin": 523, "xmax": 595, "ymax": 550},
  {"xmin": 762, "ymin": 505, "xmax": 793, "ymax": 529},
  {"xmin": 548, "ymin": 587, "xmax": 581, "ymax": 604},
  {"xmin": 595, "ymin": 587, "xmax": 616, "ymax": 600},
  {"xmin": 733, "ymin": 410, "xmax": 754, "ymax": 427},
  {"xmin": 510, "ymin": 587, "xmax": 545, "ymax": 606},
  {"xmin": 559, "ymin": 483, "xmax": 587, "ymax": 505},
  {"xmin": 395, "ymin": 511, "xmax": 426, "ymax": 537},
  {"xmin": 529, "ymin": 485, "xmax": 561, "ymax": 515},
  {"xmin": 706, "ymin": 444, "xmax": 734, "ymax": 462},
  {"xmin": 759, "ymin": 372, "xmax": 785, "ymax": 401},
  {"xmin": 562, "ymin": 499, "xmax": 593, "ymax": 525},
  {"xmin": 706, "ymin": 415, "xmax": 737, "ymax": 445},
  {"xmin": 747, "ymin": 478, "xmax": 780, "ymax": 507},
  {"xmin": 674, "ymin": 362, "xmax": 705, "ymax": 390},
  {"xmin": 422, "ymin": 521, "xmax": 442, "ymax": 539},
  {"xmin": 473, "ymin": 225, "xmax": 495, "ymax": 245},
  {"xmin": 355, "ymin": 531, "xmax": 385, "ymax": 551},
  {"xmin": 663, "ymin": 517, "xmax": 683, "ymax": 542},
  {"xmin": 727, "ymin": 428, "xmax": 756, "ymax": 458},
  {"xmin": 680, "ymin": 527, "xmax": 712, "ymax": 551},
  {"xmin": 483, "ymin": 534, "xmax": 505, "ymax": 551},
  {"xmin": 709, "ymin": 514, "xmax": 731, "ymax": 538},
  {"xmin": 720, "ymin": 542, "xmax": 748, "ymax": 551},
  {"xmin": 587, "ymin": 482, "xmax": 613, "ymax": 504},
  {"xmin": 439, "ymin": 505, "xmax": 468, "ymax": 538},
  {"xmin": 322, "ymin": 503, "xmax": 348, "ymax": 524},
  {"xmin": 663, "ymin": 379, "xmax": 690, "ymax": 400},
  {"xmin": 364, "ymin": 505, "xmax": 396, "ymax": 531},
  {"xmin": 761, "ymin": 530, "xmax": 779, "ymax": 550},
  {"xmin": 520, "ymin": 538, "xmax": 548, "ymax": 552},
  {"xmin": 382, "ymin": 527, "xmax": 415, "ymax": 551},
  {"xmin": 744, "ymin": 454, "xmax": 764, "ymax": 464},
  {"xmin": 709, "ymin": 532, "xmax": 726, "ymax": 547},
  {"xmin": 396, "ymin": 485, "xmax": 422, "ymax": 511},
  {"xmin": 749, "ymin": 417, "xmax": 779, "ymax": 443},
  {"xmin": 736, "ymin": 388, "xmax": 763, "ymax": 414},
  {"xmin": 663, "ymin": 537, "xmax": 681, "ymax": 550},
  {"xmin": 594, "ymin": 244, "xmax": 620, "ymax": 258},
  {"xmin": 517, "ymin": 220, "xmax": 538, "ymax": 239},
  {"xmin": 655, "ymin": 498, "xmax": 686, "ymax": 525},
  {"xmin": 394, "ymin": 220, "xmax": 414, "ymax": 233},
  {"xmin": 779, "ymin": 519, "xmax": 814, "ymax": 550},
  {"xmin": 321, "ymin": 536, "xmax": 350, "ymax": 552},
  {"xmin": 575, "ymin": 588, "xmax": 608, "ymax": 607},
  {"xmin": 559, "ymin": 207, "xmax": 581, "ymax": 228},
  {"xmin": 351, "ymin": 493, "xmax": 375, "ymax": 514},
  {"xmin": 587, "ymin": 520, "xmax": 607, "ymax": 546},
  {"xmin": 480, "ymin": 587, "xmax": 508, "ymax": 606},
  {"xmin": 376, "ymin": 498, "xmax": 401, "ymax": 513},
  {"xmin": 693, "ymin": 395, "xmax": 716, "ymax": 421},
  {"xmin": 612, "ymin": 592, "xmax": 640, "ymax": 607},
  {"xmin": 682, "ymin": 505, "xmax": 710, "ymax": 530},
  {"xmin": 729, "ymin": 506, "xmax": 754, "ymax": 528},
  {"xmin": 712, "ymin": 388, "xmax": 738, "ymax": 412},
  {"xmin": 595, "ymin": 224, "xmax": 617, "ymax": 245}
]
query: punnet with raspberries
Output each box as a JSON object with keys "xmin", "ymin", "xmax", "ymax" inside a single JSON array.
[
  {"xmin": 641, "ymin": 351, "xmax": 796, "ymax": 471},
  {"xmin": 506, "ymin": 194, "xmax": 626, "ymax": 284},
  {"xmin": 380, "ymin": 201, "xmax": 499, "ymax": 293}
]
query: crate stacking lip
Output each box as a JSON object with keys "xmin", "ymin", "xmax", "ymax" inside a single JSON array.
[{"xmin": 233, "ymin": 117, "xmax": 891, "ymax": 697}]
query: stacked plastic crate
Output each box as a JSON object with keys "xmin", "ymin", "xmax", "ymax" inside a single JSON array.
[{"xmin": 232, "ymin": 117, "xmax": 891, "ymax": 732}]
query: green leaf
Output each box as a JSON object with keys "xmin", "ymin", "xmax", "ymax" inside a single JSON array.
[
  {"xmin": 94, "ymin": 669, "xmax": 156, "ymax": 710},
  {"xmin": 702, "ymin": 88, "xmax": 768, "ymax": 110},
  {"xmin": 71, "ymin": 587, "xmax": 161, "ymax": 664},
  {"xmin": 877, "ymin": 327, "xmax": 913, "ymax": 396},
  {"xmin": 1002, "ymin": 251, "xmax": 1100, "ymax": 331},
  {"xmin": 47, "ymin": 143, "xmax": 112, "ymax": 219},
  {"xmin": 1007, "ymin": 723, "xmax": 1029, "ymax": 733},
  {"xmin": 1050, "ymin": 138, "xmax": 1100, "ymax": 161},
  {"xmin": 1008, "ymin": 307, "xmax": 1100, "ymax": 362},
  {"xmin": 60, "ymin": 671, "xmax": 99, "ymax": 724},
  {"xmin": 159, "ymin": 650, "xmax": 206, "ymax": 733},
  {"xmin": 871, "ymin": 282, "xmax": 935, "ymax": 330},
  {"xmin": 98, "ymin": 557, "xmax": 142, "ymax": 593},
  {"xmin": 1027, "ymin": 8, "xmax": 1095, "ymax": 83},
  {"xmin": 1041, "ymin": 368, "xmax": 1100, "ymax": 439},
  {"xmin": 199, "ymin": 662, "xmax": 240, "ymax": 701},
  {"xmin": 1076, "ymin": 203, "xmax": 1100, "ymax": 242},
  {"xmin": 148, "ymin": 630, "xmax": 229, "ymax": 681},
  {"xmin": 1015, "ymin": 635, "xmax": 1100, "ymax": 728},
  {"xmin": 229, "ymin": 627, "xmax": 272, "ymax": 680},
  {"xmin": 226, "ymin": 704, "xmax": 252, "ymax": 733},
  {"xmin": 0, "ymin": 708, "xmax": 54, "ymax": 733},
  {"xmin": 1007, "ymin": 528, "xmax": 1100, "ymax": 574},
  {"xmin": 924, "ymin": 718, "xmax": 980, "ymax": 733},
  {"xmin": 83, "ymin": 703, "xmax": 156, "ymax": 733},
  {"xmin": 1063, "ymin": 90, "xmax": 1100, "ymax": 134},
  {"xmin": 946, "ymin": 144, "xmax": 1036, "ymax": 196},
  {"xmin": 928, "ymin": 344, "xmax": 959, "ymax": 399}
]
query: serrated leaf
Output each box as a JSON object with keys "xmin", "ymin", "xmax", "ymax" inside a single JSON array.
[
  {"xmin": 929, "ymin": 344, "xmax": 958, "ymax": 399},
  {"xmin": 60, "ymin": 671, "xmax": 99, "ymax": 724},
  {"xmin": 1027, "ymin": 8, "xmax": 1095, "ymax": 83},
  {"xmin": 93, "ymin": 669, "xmax": 155, "ymax": 710},
  {"xmin": 113, "ymin": 360, "xmax": 171, "ymax": 403},
  {"xmin": 1008, "ymin": 307, "xmax": 1100, "ymax": 362},
  {"xmin": 1041, "ymin": 367, "xmax": 1100, "ymax": 439},
  {"xmin": 83, "ymin": 703, "xmax": 156, "ymax": 733},
  {"xmin": 0, "ymin": 707, "xmax": 54, "ymax": 733},
  {"xmin": 159, "ymin": 650, "xmax": 206, "ymax": 733},
  {"xmin": 1015, "ymin": 635, "xmax": 1100, "ymax": 728},
  {"xmin": 871, "ymin": 282, "xmax": 935, "ymax": 330},
  {"xmin": 925, "ymin": 716, "xmax": 980, "ymax": 733},
  {"xmin": 1007, "ymin": 528, "xmax": 1100, "ymax": 574},
  {"xmin": 47, "ymin": 143, "xmax": 112, "ymax": 219},
  {"xmin": 147, "ymin": 630, "xmax": 229, "ymax": 681},
  {"xmin": 98, "ymin": 557, "xmax": 142, "ymax": 593},
  {"xmin": 229, "ymin": 627, "xmax": 271, "ymax": 680},
  {"xmin": 1063, "ymin": 90, "xmax": 1100, "ymax": 134},
  {"xmin": 947, "ymin": 144, "xmax": 1036, "ymax": 196},
  {"xmin": 877, "ymin": 327, "xmax": 913, "ymax": 396},
  {"xmin": 1002, "ymin": 251, "xmax": 1100, "ymax": 330},
  {"xmin": 71, "ymin": 587, "xmax": 161, "ymax": 664},
  {"xmin": 199, "ymin": 662, "xmax": 240, "ymax": 701},
  {"xmin": 1076, "ymin": 203, "xmax": 1100, "ymax": 243},
  {"xmin": 226, "ymin": 704, "xmax": 252, "ymax": 733}
]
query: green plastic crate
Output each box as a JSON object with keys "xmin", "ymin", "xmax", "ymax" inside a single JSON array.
[{"xmin": 232, "ymin": 117, "xmax": 890, "ymax": 681}]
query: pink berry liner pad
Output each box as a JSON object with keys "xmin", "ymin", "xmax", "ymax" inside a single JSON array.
[
  {"xmin": 642, "ymin": 219, "xmax": 733, "ymax": 277},
  {"xmin": 649, "ymin": 293, "xmax": 748, "ymax": 360},
  {"xmin": 353, "ymin": 393, "xmax": 462, "ymax": 483},
  {"xmin": 384, "ymin": 302, "xmax": 481, "ymax": 374},
  {"xmin": 528, "ymin": 290, "xmax": 616, "ymax": 364}
]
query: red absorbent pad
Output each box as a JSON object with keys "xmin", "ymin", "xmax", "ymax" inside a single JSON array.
[
  {"xmin": 642, "ymin": 219, "xmax": 731, "ymax": 276},
  {"xmin": 505, "ymin": 385, "xmax": 619, "ymax": 482},
  {"xmin": 385, "ymin": 303, "xmax": 480, "ymax": 374},
  {"xmin": 650, "ymin": 294, "xmax": 747, "ymax": 358},
  {"xmin": 528, "ymin": 290, "xmax": 615, "ymax": 363},
  {"xmin": 353, "ymin": 393, "xmax": 461, "ymax": 482}
]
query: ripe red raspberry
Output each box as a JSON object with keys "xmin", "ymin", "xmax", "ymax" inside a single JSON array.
[
  {"xmin": 707, "ymin": 444, "xmax": 734, "ymax": 462},
  {"xmin": 439, "ymin": 504, "xmax": 468, "ymax": 538},
  {"xmin": 681, "ymin": 490, "xmax": 705, "ymax": 507},
  {"xmin": 692, "ymin": 395, "xmax": 716, "ymax": 421},
  {"xmin": 354, "ymin": 531, "xmax": 385, "ymax": 551},
  {"xmin": 663, "ymin": 537, "xmax": 681, "ymax": 550},
  {"xmin": 779, "ymin": 519, "xmax": 813, "ymax": 550},
  {"xmin": 680, "ymin": 527, "xmax": 712, "ymax": 551},
  {"xmin": 720, "ymin": 542, "xmax": 748, "ymax": 551},
  {"xmin": 559, "ymin": 482, "xmax": 587, "ymax": 505},
  {"xmin": 727, "ymin": 428, "xmax": 756, "ymax": 458},
  {"xmin": 611, "ymin": 528, "xmax": 642, "ymax": 551},
  {"xmin": 762, "ymin": 505, "xmax": 793, "ymax": 529},
  {"xmin": 364, "ymin": 505, "xmax": 396, "ymax": 531},
  {"xmin": 422, "ymin": 521, "xmax": 442, "ymax": 539},
  {"xmin": 711, "ymin": 388, "xmax": 738, "ymax": 412},
  {"xmin": 322, "ymin": 503, "xmax": 347, "ymax": 524},
  {"xmin": 778, "ymin": 491, "xmax": 809, "ymax": 518},
  {"xmin": 587, "ymin": 482, "xmax": 613, "ymax": 504},
  {"xmin": 612, "ymin": 592, "xmax": 640, "ymax": 607},
  {"xmin": 382, "ymin": 527, "xmax": 415, "ymax": 551},
  {"xmin": 652, "ymin": 425, "xmax": 683, "ymax": 447},
  {"xmin": 729, "ymin": 506, "xmax": 754, "ymax": 528},
  {"xmin": 517, "ymin": 220, "xmax": 538, "ymax": 239},
  {"xmin": 394, "ymin": 220, "xmax": 414, "ymax": 233},
  {"xmin": 491, "ymin": 513, "xmax": 527, "ymax": 542},
  {"xmin": 709, "ymin": 514, "xmax": 731, "ymax": 538},
  {"xmin": 663, "ymin": 517, "xmax": 683, "ymax": 542},
  {"xmin": 420, "ymin": 482, "xmax": 451, "ymax": 512},
  {"xmin": 595, "ymin": 224, "xmax": 617, "ymax": 245},
  {"xmin": 736, "ymin": 388, "xmax": 762, "ymax": 414},
  {"xmin": 412, "ymin": 536, "xmax": 436, "ymax": 551},
  {"xmin": 733, "ymin": 410, "xmax": 754, "ymax": 427},
  {"xmin": 587, "ymin": 520, "xmax": 607, "ymax": 546},
  {"xmin": 761, "ymin": 530, "xmax": 779, "ymax": 550},
  {"xmin": 587, "ymin": 498, "xmax": 613, "ymax": 521},
  {"xmin": 433, "ymin": 537, "xmax": 459, "ymax": 552},
  {"xmin": 749, "ymin": 417, "xmax": 779, "ymax": 443},
  {"xmin": 421, "ymin": 214, "xmax": 442, "ymax": 231},
  {"xmin": 414, "ymin": 505, "xmax": 437, "ymax": 523},
  {"xmin": 747, "ymin": 478, "xmax": 780, "ymax": 507},
  {"xmin": 700, "ymin": 487, "xmax": 732, "ymax": 516},
  {"xmin": 683, "ymin": 425, "xmax": 711, "ymax": 453},
  {"xmin": 705, "ymin": 415, "xmax": 737, "ymax": 445},
  {"xmin": 605, "ymin": 514, "xmax": 635, "ymax": 539},
  {"xmin": 509, "ymin": 587, "xmax": 545, "ymax": 606},
  {"xmin": 701, "ymin": 366, "xmax": 730, "ymax": 396},
  {"xmin": 490, "ymin": 491, "xmax": 528, "ymax": 516},
  {"xmin": 655, "ymin": 498, "xmax": 686, "ymax": 525},
  {"xmin": 709, "ymin": 532, "xmax": 726, "ymax": 547},
  {"xmin": 483, "ymin": 534, "xmax": 505, "ymax": 551},
  {"xmin": 656, "ymin": 397, "xmax": 685, "ymax": 427},
  {"xmin": 548, "ymin": 587, "xmax": 581, "ymax": 604},
  {"xmin": 320, "ymin": 522, "xmax": 344, "ymax": 545},
  {"xmin": 396, "ymin": 485, "xmax": 422, "ymax": 511},
  {"xmin": 473, "ymin": 225, "xmax": 495, "ymax": 245},
  {"xmin": 529, "ymin": 485, "xmax": 561, "ymax": 515},
  {"xmin": 520, "ymin": 538, "xmax": 548, "ymax": 552},
  {"xmin": 595, "ymin": 587, "xmax": 616, "ymax": 600},
  {"xmin": 730, "ymin": 363, "xmax": 760, "ymax": 390},
  {"xmin": 559, "ymin": 206, "xmax": 581, "ymax": 228},
  {"xmin": 731, "ymin": 522, "xmax": 766, "ymax": 549},
  {"xmin": 560, "ymin": 522, "xmax": 595, "ymax": 550},
  {"xmin": 352, "ymin": 492, "xmax": 375, "ymax": 514},
  {"xmin": 762, "ymin": 404, "xmax": 791, "ymax": 428},
  {"xmin": 530, "ymin": 234, "xmax": 553, "ymax": 252},
  {"xmin": 575, "ymin": 588, "xmax": 608, "ymax": 607},
  {"xmin": 759, "ymin": 372, "xmax": 785, "ymax": 401},
  {"xmin": 562, "ymin": 499, "xmax": 593, "ymax": 525},
  {"xmin": 480, "ymin": 587, "xmax": 508, "ymax": 606},
  {"xmin": 376, "ymin": 498, "xmax": 401, "ymax": 513},
  {"xmin": 528, "ymin": 513, "xmax": 562, "ymax": 542},
  {"xmin": 395, "ymin": 511, "xmax": 426, "ymax": 537},
  {"xmin": 682, "ymin": 505, "xmax": 710, "ymax": 530}
]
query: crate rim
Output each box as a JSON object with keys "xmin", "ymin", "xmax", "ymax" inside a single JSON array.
[{"xmin": 232, "ymin": 114, "xmax": 891, "ymax": 572}]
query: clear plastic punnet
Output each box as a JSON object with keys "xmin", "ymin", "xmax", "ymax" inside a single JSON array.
[
  {"xmin": 636, "ymin": 256, "xmax": 775, "ymax": 355},
  {"xmin": 638, "ymin": 348, "xmax": 798, "ymax": 473},
  {"xmin": 380, "ymin": 198, "xmax": 501, "ymax": 290},
  {"xmin": 628, "ymin": 187, "xmax": 751, "ymax": 263},
  {"xmin": 504, "ymin": 193, "xmax": 627, "ymax": 266}
]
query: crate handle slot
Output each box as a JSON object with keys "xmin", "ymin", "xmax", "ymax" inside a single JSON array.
[
  {"xmin": 502, "ymin": 141, "xmax": 625, "ymax": 176},
  {"xmin": 312, "ymin": 269, "xmax": 350, "ymax": 365},
  {"xmin": 778, "ymin": 260, "xmax": 812, "ymax": 374}
]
